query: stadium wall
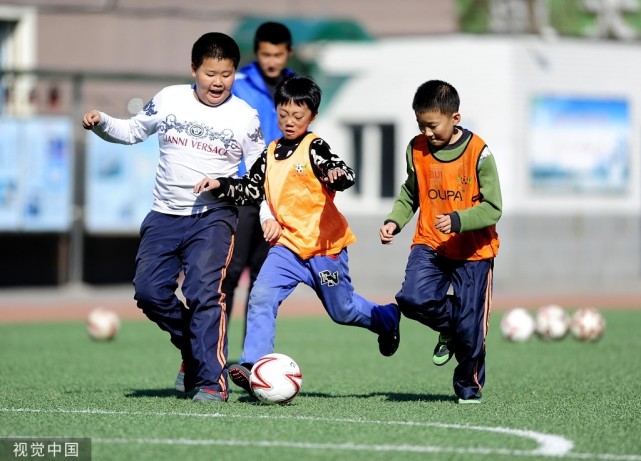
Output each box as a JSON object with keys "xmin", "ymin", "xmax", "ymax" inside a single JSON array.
[
  {"xmin": 312, "ymin": 36, "xmax": 641, "ymax": 296},
  {"xmin": 2, "ymin": 34, "xmax": 640, "ymax": 298}
]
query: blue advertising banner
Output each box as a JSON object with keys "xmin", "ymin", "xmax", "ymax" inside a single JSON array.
[
  {"xmin": 85, "ymin": 133, "xmax": 157, "ymax": 233},
  {"xmin": 0, "ymin": 118, "xmax": 72, "ymax": 231},
  {"xmin": 528, "ymin": 96, "xmax": 629, "ymax": 194}
]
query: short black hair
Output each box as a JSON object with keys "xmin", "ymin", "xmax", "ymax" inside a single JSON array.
[
  {"xmin": 191, "ymin": 32, "xmax": 241, "ymax": 70},
  {"xmin": 274, "ymin": 76, "xmax": 321, "ymax": 114},
  {"xmin": 412, "ymin": 80, "xmax": 460, "ymax": 115},
  {"xmin": 254, "ymin": 21, "xmax": 293, "ymax": 52}
]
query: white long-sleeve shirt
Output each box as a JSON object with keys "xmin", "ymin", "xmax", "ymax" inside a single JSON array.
[{"xmin": 92, "ymin": 84, "xmax": 265, "ymax": 216}]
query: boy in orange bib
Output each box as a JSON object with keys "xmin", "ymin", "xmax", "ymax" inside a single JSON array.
[
  {"xmin": 380, "ymin": 80, "xmax": 502, "ymax": 404},
  {"xmin": 195, "ymin": 76, "xmax": 401, "ymax": 397}
]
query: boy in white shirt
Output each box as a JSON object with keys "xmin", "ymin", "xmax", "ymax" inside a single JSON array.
[{"xmin": 82, "ymin": 32, "xmax": 265, "ymax": 403}]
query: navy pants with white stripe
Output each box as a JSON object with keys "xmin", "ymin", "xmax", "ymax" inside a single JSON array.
[
  {"xmin": 396, "ymin": 244, "xmax": 493, "ymax": 400},
  {"xmin": 133, "ymin": 207, "xmax": 237, "ymax": 393}
]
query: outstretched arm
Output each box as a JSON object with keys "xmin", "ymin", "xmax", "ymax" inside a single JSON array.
[
  {"xmin": 82, "ymin": 110, "xmax": 101, "ymax": 129},
  {"xmin": 82, "ymin": 93, "xmax": 161, "ymax": 145},
  {"xmin": 193, "ymin": 178, "xmax": 221, "ymax": 193},
  {"xmin": 193, "ymin": 149, "xmax": 268, "ymax": 205},
  {"xmin": 383, "ymin": 140, "xmax": 419, "ymax": 234}
]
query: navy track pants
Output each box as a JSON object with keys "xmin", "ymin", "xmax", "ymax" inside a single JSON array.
[
  {"xmin": 396, "ymin": 244, "xmax": 493, "ymax": 400},
  {"xmin": 133, "ymin": 207, "xmax": 237, "ymax": 393}
]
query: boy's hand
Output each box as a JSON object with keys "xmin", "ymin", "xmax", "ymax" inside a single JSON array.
[
  {"xmin": 193, "ymin": 178, "xmax": 221, "ymax": 193},
  {"xmin": 81, "ymin": 110, "xmax": 101, "ymax": 130},
  {"xmin": 379, "ymin": 222, "xmax": 398, "ymax": 244},
  {"xmin": 435, "ymin": 214, "xmax": 452, "ymax": 234},
  {"xmin": 322, "ymin": 168, "xmax": 345, "ymax": 184},
  {"xmin": 262, "ymin": 219, "xmax": 282, "ymax": 243}
]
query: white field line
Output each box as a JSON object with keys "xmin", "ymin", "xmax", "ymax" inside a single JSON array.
[{"xmin": 2, "ymin": 407, "xmax": 640, "ymax": 460}]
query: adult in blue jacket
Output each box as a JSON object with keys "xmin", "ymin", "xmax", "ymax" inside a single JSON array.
[
  {"xmin": 226, "ymin": 22, "xmax": 296, "ymax": 342},
  {"xmin": 233, "ymin": 22, "xmax": 296, "ymax": 146}
]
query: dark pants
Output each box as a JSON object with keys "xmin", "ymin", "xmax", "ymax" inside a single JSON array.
[
  {"xmin": 133, "ymin": 207, "xmax": 237, "ymax": 393},
  {"xmin": 222, "ymin": 205, "xmax": 270, "ymax": 327},
  {"xmin": 396, "ymin": 244, "xmax": 493, "ymax": 400}
]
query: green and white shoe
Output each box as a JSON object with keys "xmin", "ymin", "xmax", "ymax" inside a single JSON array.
[
  {"xmin": 457, "ymin": 393, "xmax": 482, "ymax": 404},
  {"xmin": 432, "ymin": 334, "xmax": 453, "ymax": 366}
]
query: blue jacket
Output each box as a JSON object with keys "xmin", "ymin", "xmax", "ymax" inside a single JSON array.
[{"xmin": 232, "ymin": 61, "xmax": 296, "ymax": 145}]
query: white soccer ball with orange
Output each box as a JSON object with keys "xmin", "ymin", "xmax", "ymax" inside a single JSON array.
[
  {"xmin": 86, "ymin": 307, "xmax": 121, "ymax": 341},
  {"xmin": 570, "ymin": 307, "xmax": 605, "ymax": 341},
  {"xmin": 535, "ymin": 304, "xmax": 570, "ymax": 340},
  {"xmin": 500, "ymin": 307, "xmax": 536, "ymax": 342}
]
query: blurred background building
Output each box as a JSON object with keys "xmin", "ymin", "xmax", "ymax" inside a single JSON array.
[{"xmin": 1, "ymin": 0, "xmax": 640, "ymax": 300}]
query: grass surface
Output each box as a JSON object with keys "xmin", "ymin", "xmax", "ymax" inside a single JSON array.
[{"xmin": 1, "ymin": 310, "xmax": 640, "ymax": 460}]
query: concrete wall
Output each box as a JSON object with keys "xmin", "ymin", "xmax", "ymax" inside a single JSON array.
[
  {"xmin": 2, "ymin": 7, "xmax": 640, "ymax": 296},
  {"xmin": 314, "ymin": 35, "xmax": 641, "ymax": 214},
  {"xmin": 29, "ymin": 0, "xmax": 457, "ymax": 116},
  {"xmin": 342, "ymin": 214, "xmax": 641, "ymax": 299},
  {"xmin": 311, "ymin": 36, "xmax": 641, "ymax": 296}
]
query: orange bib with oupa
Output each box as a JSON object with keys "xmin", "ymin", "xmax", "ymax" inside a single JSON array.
[{"xmin": 412, "ymin": 133, "xmax": 499, "ymax": 261}]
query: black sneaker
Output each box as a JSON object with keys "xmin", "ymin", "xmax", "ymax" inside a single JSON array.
[
  {"xmin": 432, "ymin": 333, "xmax": 453, "ymax": 366},
  {"xmin": 228, "ymin": 363, "xmax": 254, "ymax": 395},
  {"xmin": 378, "ymin": 306, "xmax": 401, "ymax": 357}
]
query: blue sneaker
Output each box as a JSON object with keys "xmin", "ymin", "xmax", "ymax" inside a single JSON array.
[{"xmin": 192, "ymin": 388, "xmax": 228, "ymax": 403}]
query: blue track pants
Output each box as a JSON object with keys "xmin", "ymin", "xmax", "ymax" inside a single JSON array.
[{"xmin": 240, "ymin": 245, "xmax": 398, "ymax": 364}]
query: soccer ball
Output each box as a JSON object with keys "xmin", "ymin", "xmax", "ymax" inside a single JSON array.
[
  {"xmin": 500, "ymin": 307, "xmax": 535, "ymax": 342},
  {"xmin": 249, "ymin": 353, "xmax": 303, "ymax": 405},
  {"xmin": 86, "ymin": 307, "xmax": 121, "ymax": 341},
  {"xmin": 570, "ymin": 307, "xmax": 605, "ymax": 341},
  {"xmin": 535, "ymin": 304, "xmax": 570, "ymax": 340}
]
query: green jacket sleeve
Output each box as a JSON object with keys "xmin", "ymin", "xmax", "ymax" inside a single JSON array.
[
  {"xmin": 456, "ymin": 148, "xmax": 502, "ymax": 232},
  {"xmin": 384, "ymin": 140, "xmax": 419, "ymax": 232}
]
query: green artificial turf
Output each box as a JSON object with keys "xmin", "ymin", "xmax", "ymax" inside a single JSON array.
[{"xmin": 0, "ymin": 310, "xmax": 640, "ymax": 461}]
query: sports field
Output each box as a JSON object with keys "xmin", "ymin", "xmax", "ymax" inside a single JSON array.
[{"xmin": 1, "ymin": 296, "xmax": 640, "ymax": 461}]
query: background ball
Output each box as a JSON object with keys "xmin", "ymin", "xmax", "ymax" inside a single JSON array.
[
  {"xmin": 570, "ymin": 307, "xmax": 605, "ymax": 341},
  {"xmin": 535, "ymin": 304, "xmax": 570, "ymax": 340},
  {"xmin": 86, "ymin": 307, "xmax": 121, "ymax": 341},
  {"xmin": 500, "ymin": 307, "xmax": 535, "ymax": 342},
  {"xmin": 249, "ymin": 353, "xmax": 303, "ymax": 405}
]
